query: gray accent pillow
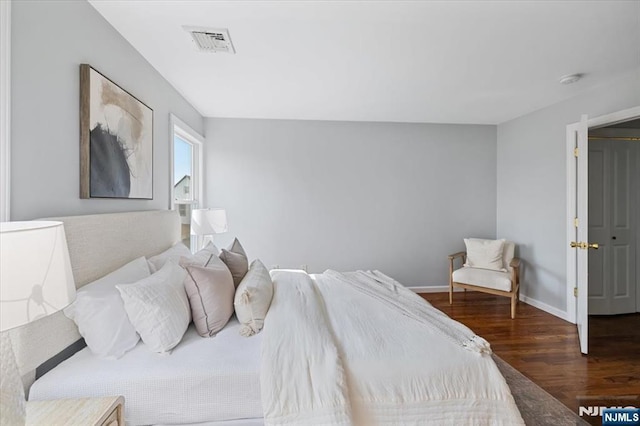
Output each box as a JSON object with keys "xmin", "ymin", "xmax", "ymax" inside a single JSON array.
[
  {"xmin": 219, "ymin": 238, "xmax": 249, "ymax": 287},
  {"xmin": 182, "ymin": 255, "xmax": 235, "ymax": 337},
  {"xmin": 234, "ymin": 259, "xmax": 274, "ymax": 337}
]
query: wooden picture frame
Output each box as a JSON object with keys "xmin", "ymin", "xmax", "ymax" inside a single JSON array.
[{"xmin": 80, "ymin": 64, "xmax": 153, "ymax": 199}]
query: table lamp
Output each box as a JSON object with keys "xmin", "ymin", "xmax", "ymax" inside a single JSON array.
[
  {"xmin": 191, "ymin": 208, "xmax": 228, "ymax": 250},
  {"xmin": 0, "ymin": 221, "xmax": 76, "ymax": 425}
]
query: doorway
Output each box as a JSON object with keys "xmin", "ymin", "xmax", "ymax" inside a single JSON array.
[
  {"xmin": 588, "ymin": 119, "xmax": 640, "ymax": 316},
  {"xmin": 566, "ymin": 106, "xmax": 640, "ymax": 355}
]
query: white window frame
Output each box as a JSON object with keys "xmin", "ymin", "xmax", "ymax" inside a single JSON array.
[
  {"xmin": 170, "ymin": 115, "xmax": 204, "ymax": 251},
  {"xmin": 169, "ymin": 114, "xmax": 204, "ymax": 210},
  {"xmin": 1, "ymin": 0, "xmax": 11, "ymax": 222}
]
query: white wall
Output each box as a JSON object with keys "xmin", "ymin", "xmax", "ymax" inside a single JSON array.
[
  {"xmin": 205, "ymin": 118, "xmax": 496, "ymax": 287},
  {"xmin": 0, "ymin": 0, "xmax": 11, "ymax": 221},
  {"xmin": 497, "ymin": 69, "xmax": 640, "ymax": 314},
  {"xmin": 10, "ymin": 0, "xmax": 204, "ymax": 220}
]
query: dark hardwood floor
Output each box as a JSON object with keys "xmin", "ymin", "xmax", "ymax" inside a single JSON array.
[{"xmin": 420, "ymin": 291, "xmax": 640, "ymax": 414}]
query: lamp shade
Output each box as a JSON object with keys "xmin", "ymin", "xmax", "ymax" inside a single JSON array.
[
  {"xmin": 191, "ymin": 208, "xmax": 228, "ymax": 236},
  {"xmin": 0, "ymin": 221, "xmax": 76, "ymax": 332}
]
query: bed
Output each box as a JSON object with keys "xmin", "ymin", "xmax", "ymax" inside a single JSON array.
[{"xmin": 13, "ymin": 210, "xmax": 524, "ymax": 425}]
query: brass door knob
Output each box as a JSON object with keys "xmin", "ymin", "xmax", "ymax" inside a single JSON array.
[{"xmin": 570, "ymin": 241, "xmax": 600, "ymax": 250}]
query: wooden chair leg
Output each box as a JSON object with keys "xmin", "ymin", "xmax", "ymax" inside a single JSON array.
[
  {"xmin": 511, "ymin": 294, "xmax": 516, "ymax": 319},
  {"xmin": 449, "ymin": 282, "xmax": 453, "ymax": 304}
]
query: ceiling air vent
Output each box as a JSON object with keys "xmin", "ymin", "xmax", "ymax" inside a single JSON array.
[{"xmin": 184, "ymin": 27, "xmax": 235, "ymax": 54}]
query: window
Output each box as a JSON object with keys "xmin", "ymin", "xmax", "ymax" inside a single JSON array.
[{"xmin": 170, "ymin": 115, "xmax": 204, "ymax": 250}]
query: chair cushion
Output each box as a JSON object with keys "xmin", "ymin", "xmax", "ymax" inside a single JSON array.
[
  {"xmin": 503, "ymin": 241, "xmax": 515, "ymax": 271},
  {"xmin": 463, "ymin": 238, "xmax": 506, "ymax": 271},
  {"xmin": 452, "ymin": 267, "xmax": 513, "ymax": 292}
]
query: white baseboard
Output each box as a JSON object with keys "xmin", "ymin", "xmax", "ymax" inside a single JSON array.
[
  {"xmin": 519, "ymin": 293, "xmax": 572, "ymax": 323},
  {"xmin": 407, "ymin": 287, "xmax": 572, "ymax": 323}
]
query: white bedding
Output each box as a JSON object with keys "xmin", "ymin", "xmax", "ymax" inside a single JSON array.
[
  {"xmin": 30, "ymin": 269, "xmax": 523, "ymax": 426},
  {"xmin": 29, "ymin": 318, "xmax": 263, "ymax": 426},
  {"xmin": 261, "ymin": 270, "xmax": 524, "ymax": 425}
]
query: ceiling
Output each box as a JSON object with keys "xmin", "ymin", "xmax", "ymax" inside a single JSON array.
[{"xmin": 89, "ymin": 1, "xmax": 640, "ymax": 125}]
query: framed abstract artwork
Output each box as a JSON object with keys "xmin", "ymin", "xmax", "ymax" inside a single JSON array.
[{"xmin": 80, "ymin": 64, "xmax": 153, "ymax": 199}]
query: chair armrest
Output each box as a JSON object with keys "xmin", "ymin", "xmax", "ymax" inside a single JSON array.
[
  {"xmin": 448, "ymin": 251, "xmax": 466, "ymax": 260},
  {"xmin": 448, "ymin": 251, "xmax": 466, "ymax": 272},
  {"xmin": 509, "ymin": 257, "xmax": 521, "ymax": 268}
]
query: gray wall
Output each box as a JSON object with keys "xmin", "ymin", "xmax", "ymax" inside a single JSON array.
[
  {"xmin": 205, "ymin": 118, "xmax": 497, "ymax": 287},
  {"xmin": 11, "ymin": 0, "xmax": 203, "ymax": 220},
  {"xmin": 496, "ymin": 69, "xmax": 640, "ymax": 313}
]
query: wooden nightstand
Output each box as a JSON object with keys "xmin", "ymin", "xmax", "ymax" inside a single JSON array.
[{"xmin": 26, "ymin": 396, "xmax": 124, "ymax": 426}]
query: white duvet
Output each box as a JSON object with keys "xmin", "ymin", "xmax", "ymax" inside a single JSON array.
[
  {"xmin": 261, "ymin": 270, "xmax": 524, "ymax": 426},
  {"xmin": 30, "ymin": 319, "xmax": 263, "ymax": 425}
]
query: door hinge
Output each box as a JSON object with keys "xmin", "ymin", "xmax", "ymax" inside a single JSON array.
[
  {"xmin": 574, "ymin": 217, "xmax": 579, "ymax": 228},
  {"xmin": 574, "ymin": 147, "xmax": 579, "ymax": 157},
  {"xmin": 574, "ymin": 287, "xmax": 578, "ymax": 297}
]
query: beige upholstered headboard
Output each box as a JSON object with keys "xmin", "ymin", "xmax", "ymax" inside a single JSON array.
[{"xmin": 9, "ymin": 210, "xmax": 180, "ymax": 390}]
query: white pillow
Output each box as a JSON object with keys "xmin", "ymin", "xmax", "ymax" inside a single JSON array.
[
  {"xmin": 117, "ymin": 261, "xmax": 191, "ymax": 353},
  {"xmin": 147, "ymin": 242, "xmax": 192, "ymax": 273},
  {"xmin": 190, "ymin": 242, "xmax": 220, "ymax": 266},
  {"xmin": 63, "ymin": 256, "xmax": 150, "ymax": 359},
  {"xmin": 234, "ymin": 259, "xmax": 274, "ymax": 337},
  {"xmin": 464, "ymin": 238, "xmax": 506, "ymax": 271}
]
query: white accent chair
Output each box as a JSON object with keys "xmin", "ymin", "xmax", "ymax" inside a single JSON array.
[{"xmin": 448, "ymin": 241, "xmax": 521, "ymax": 319}]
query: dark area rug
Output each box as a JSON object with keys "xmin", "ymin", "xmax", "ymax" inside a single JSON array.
[{"xmin": 493, "ymin": 354, "xmax": 589, "ymax": 426}]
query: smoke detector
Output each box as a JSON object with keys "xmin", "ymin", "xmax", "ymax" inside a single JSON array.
[
  {"xmin": 184, "ymin": 26, "xmax": 235, "ymax": 54},
  {"xmin": 559, "ymin": 73, "xmax": 582, "ymax": 85}
]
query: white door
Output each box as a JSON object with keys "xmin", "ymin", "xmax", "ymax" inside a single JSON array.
[
  {"xmin": 567, "ymin": 117, "xmax": 590, "ymax": 354},
  {"xmin": 588, "ymin": 140, "xmax": 637, "ymax": 315},
  {"xmin": 567, "ymin": 107, "xmax": 640, "ymax": 355}
]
